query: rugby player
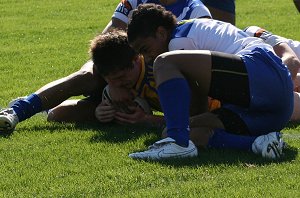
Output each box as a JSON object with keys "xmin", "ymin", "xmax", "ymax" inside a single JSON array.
[
  {"xmin": 0, "ymin": 30, "xmax": 165, "ymax": 135},
  {"xmin": 126, "ymin": 3, "xmax": 295, "ymax": 160},
  {"xmin": 0, "ymin": 1, "xmax": 213, "ymax": 135}
]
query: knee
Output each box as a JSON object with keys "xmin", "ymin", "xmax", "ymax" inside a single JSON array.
[
  {"xmin": 153, "ymin": 53, "xmax": 176, "ymax": 77},
  {"xmin": 153, "ymin": 54, "xmax": 166, "ymax": 72}
]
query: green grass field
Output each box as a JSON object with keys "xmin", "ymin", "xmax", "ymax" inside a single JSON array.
[{"xmin": 0, "ymin": 0, "xmax": 299, "ymax": 196}]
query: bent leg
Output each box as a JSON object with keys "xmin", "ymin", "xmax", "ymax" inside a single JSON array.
[
  {"xmin": 47, "ymin": 98, "xmax": 98, "ymax": 123},
  {"xmin": 36, "ymin": 60, "xmax": 105, "ymax": 110},
  {"xmin": 10, "ymin": 61, "xmax": 106, "ymax": 123},
  {"xmin": 154, "ymin": 50, "xmax": 212, "ymax": 90},
  {"xmin": 154, "ymin": 50, "xmax": 255, "ymax": 150},
  {"xmin": 154, "ymin": 50, "xmax": 214, "ymax": 147}
]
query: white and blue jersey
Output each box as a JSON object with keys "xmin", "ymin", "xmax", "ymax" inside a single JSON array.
[
  {"xmin": 169, "ymin": 18, "xmax": 274, "ymax": 55},
  {"xmin": 113, "ymin": 0, "xmax": 211, "ymax": 24},
  {"xmin": 169, "ymin": 18, "xmax": 293, "ymax": 133}
]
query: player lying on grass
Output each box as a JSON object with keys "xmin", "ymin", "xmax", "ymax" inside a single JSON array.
[
  {"xmin": 0, "ymin": 0, "xmax": 215, "ymax": 135},
  {"xmin": 1, "ymin": 0, "xmax": 297, "ymax": 132},
  {"xmin": 0, "ymin": 30, "xmax": 167, "ymax": 135},
  {"xmin": 0, "ymin": 29, "xmax": 224, "ymax": 136},
  {"xmin": 126, "ymin": 3, "xmax": 294, "ymax": 160}
]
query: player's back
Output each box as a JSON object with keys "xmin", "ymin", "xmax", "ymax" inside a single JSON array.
[{"xmin": 169, "ymin": 18, "xmax": 273, "ymax": 55}]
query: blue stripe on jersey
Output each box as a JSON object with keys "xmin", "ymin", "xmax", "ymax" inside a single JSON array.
[
  {"xmin": 164, "ymin": 0, "xmax": 187, "ymax": 18},
  {"xmin": 183, "ymin": 2, "xmax": 197, "ymax": 19},
  {"xmin": 171, "ymin": 20, "xmax": 194, "ymax": 38}
]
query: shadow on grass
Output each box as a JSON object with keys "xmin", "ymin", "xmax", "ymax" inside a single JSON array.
[
  {"xmin": 7, "ymin": 121, "xmax": 298, "ymax": 166},
  {"xmin": 145, "ymin": 145, "xmax": 298, "ymax": 167},
  {"xmin": 11, "ymin": 121, "xmax": 161, "ymax": 143},
  {"xmin": 89, "ymin": 124, "xmax": 161, "ymax": 143}
]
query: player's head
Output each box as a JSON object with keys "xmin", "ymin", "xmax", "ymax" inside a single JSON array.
[
  {"xmin": 127, "ymin": 3, "xmax": 177, "ymax": 64},
  {"xmin": 90, "ymin": 30, "xmax": 141, "ymax": 89},
  {"xmin": 90, "ymin": 30, "xmax": 136, "ymax": 76}
]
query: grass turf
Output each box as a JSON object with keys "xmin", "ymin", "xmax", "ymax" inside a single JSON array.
[{"xmin": 0, "ymin": 0, "xmax": 299, "ymax": 196}]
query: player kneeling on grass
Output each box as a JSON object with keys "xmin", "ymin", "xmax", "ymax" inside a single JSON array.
[
  {"xmin": 126, "ymin": 3, "xmax": 294, "ymax": 160},
  {"xmin": 0, "ymin": 30, "xmax": 164, "ymax": 135},
  {"xmin": 243, "ymin": 25, "xmax": 300, "ymax": 121}
]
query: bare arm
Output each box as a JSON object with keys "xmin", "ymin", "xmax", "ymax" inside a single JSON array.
[
  {"xmin": 102, "ymin": 18, "xmax": 127, "ymax": 33},
  {"xmin": 114, "ymin": 107, "xmax": 165, "ymax": 129},
  {"xmin": 273, "ymin": 42, "xmax": 300, "ymax": 80}
]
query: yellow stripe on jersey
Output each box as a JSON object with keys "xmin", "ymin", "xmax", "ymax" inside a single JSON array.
[{"xmin": 134, "ymin": 55, "xmax": 161, "ymax": 111}]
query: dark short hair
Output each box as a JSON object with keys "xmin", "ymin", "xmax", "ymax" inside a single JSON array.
[
  {"xmin": 127, "ymin": 3, "xmax": 177, "ymax": 44},
  {"xmin": 89, "ymin": 30, "xmax": 137, "ymax": 76}
]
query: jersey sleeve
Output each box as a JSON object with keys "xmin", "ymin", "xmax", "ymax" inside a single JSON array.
[
  {"xmin": 112, "ymin": 0, "xmax": 137, "ymax": 24},
  {"xmin": 169, "ymin": 37, "xmax": 198, "ymax": 51}
]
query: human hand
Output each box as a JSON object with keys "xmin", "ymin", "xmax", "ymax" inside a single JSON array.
[
  {"xmin": 114, "ymin": 105, "xmax": 148, "ymax": 124},
  {"xmin": 109, "ymin": 85, "xmax": 136, "ymax": 113},
  {"xmin": 95, "ymin": 99, "xmax": 116, "ymax": 123}
]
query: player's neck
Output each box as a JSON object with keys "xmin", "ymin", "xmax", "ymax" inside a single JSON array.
[{"xmin": 160, "ymin": 0, "xmax": 177, "ymax": 6}]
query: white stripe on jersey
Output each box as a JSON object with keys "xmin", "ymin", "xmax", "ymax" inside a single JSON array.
[{"xmin": 169, "ymin": 19, "xmax": 274, "ymax": 56}]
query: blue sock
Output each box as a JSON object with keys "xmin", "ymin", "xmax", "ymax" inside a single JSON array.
[
  {"xmin": 11, "ymin": 94, "xmax": 43, "ymax": 122},
  {"xmin": 157, "ymin": 78, "xmax": 190, "ymax": 147},
  {"xmin": 207, "ymin": 128, "xmax": 257, "ymax": 151}
]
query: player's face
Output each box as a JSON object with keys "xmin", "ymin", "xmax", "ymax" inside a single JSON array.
[
  {"xmin": 130, "ymin": 27, "xmax": 169, "ymax": 64},
  {"xmin": 104, "ymin": 57, "xmax": 141, "ymax": 89}
]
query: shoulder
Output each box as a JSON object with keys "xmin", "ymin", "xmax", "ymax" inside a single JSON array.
[{"xmin": 172, "ymin": 19, "xmax": 197, "ymax": 38}]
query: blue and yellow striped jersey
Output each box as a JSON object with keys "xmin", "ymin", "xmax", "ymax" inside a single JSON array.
[{"xmin": 134, "ymin": 56, "xmax": 161, "ymax": 111}]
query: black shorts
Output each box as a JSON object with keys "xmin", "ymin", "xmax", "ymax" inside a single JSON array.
[{"xmin": 208, "ymin": 51, "xmax": 251, "ymax": 135}]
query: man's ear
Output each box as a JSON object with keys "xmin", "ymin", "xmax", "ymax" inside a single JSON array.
[{"xmin": 155, "ymin": 26, "xmax": 168, "ymax": 41}]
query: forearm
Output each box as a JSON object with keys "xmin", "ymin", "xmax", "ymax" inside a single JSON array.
[{"xmin": 102, "ymin": 18, "xmax": 127, "ymax": 33}]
